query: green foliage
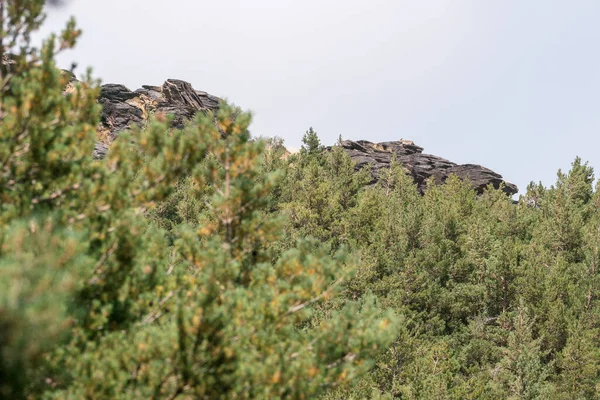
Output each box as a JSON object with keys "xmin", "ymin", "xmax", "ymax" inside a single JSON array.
[
  {"xmin": 301, "ymin": 127, "xmax": 323, "ymax": 159},
  {"xmin": 0, "ymin": 217, "xmax": 92, "ymax": 397},
  {"xmin": 41, "ymin": 106, "xmax": 397, "ymax": 399},
  {"xmin": 0, "ymin": 4, "xmax": 398, "ymax": 397},
  {"xmin": 2, "ymin": 2, "xmax": 600, "ymax": 399},
  {"xmin": 279, "ymin": 140, "xmax": 370, "ymax": 249},
  {"xmin": 285, "ymin": 141, "xmax": 600, "ymax": 398},
  {"xmin": 492, "ymin": 304, "xmax": 553, "ymax": 399}
]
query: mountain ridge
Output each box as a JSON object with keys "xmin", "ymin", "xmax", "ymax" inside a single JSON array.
[{"xmin": 92, "ymin": 78, "xmax": 517, "ymax": 195}]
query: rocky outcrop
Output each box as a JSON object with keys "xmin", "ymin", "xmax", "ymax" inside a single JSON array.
[
  {"xmin": 94, "ymin": 79, "xmax": 221, "ymax": 151},
  {"xmin": 91, "ymin": 78, "xmax": 516, "ymax": 195},
  {"xmin": 337, "ymin": 140, "xmax": 518, "ymax": 195}
]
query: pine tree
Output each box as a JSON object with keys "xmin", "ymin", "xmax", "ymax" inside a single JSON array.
[
  {"xmin": 493, "ymin": 304, "xmax": 553, "ymax": 399},
  {"xmin": 301, "ymin": 127, "xmax": 322, "ymax": 156},
  {"xmin": 5, "ymin": 1, "xmax": 600, "ymax": 398},
  {"xmin": 0, "ymin": 2, "xmax": 95, "ymax": 396},
  {"xmin": 48, "ymin": 105, "xmax": 399, "ymax": 399},
  {"xmin": 557, "ymin": 322, "xmax": 600, "ymax": 398},
  {"xmin": 1, "ymin": 3, "xmax": 399, "ymax": 398}
]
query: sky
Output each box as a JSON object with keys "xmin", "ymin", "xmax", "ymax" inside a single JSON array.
[{"xmin": 40, "ymin": 0, "xmax": 600, "ymax": 196}]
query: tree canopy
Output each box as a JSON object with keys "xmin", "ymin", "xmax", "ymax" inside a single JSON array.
[{"xmin": 1, "ymin": 2, "xmax": 600, "ymax": 399}]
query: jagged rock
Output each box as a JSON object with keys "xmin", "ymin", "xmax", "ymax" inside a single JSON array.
[
  {"xmin": 100, "ymin": 84, "xmax": 138, "ymax": 102},
  {"xmin": 337, "ymin": 140, "xmax": 518, "ymax": 196},
  {"xmin": 95, "ymin": 79, "xmax": 221, "ymax": 144},
  {"xmin": 136, "ymin": 79, "xmax": 220, "ymax": 128},
  {"xmin": 99, "ymin": 96, "xmax": 144, "ymax": 136},
  {"xmin": 91, "ymin": 79, "xmax": 516, "ymax": 196}
]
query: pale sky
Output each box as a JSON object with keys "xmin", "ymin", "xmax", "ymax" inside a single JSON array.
[{"xmin": 41, "ymin": 1, "xmax": 600, "ymax": 195}]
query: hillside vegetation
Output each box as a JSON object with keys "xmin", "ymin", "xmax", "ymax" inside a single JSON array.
[{"xmin": 1, "ymin": 3, "xmax": 599, "ymax": 399}]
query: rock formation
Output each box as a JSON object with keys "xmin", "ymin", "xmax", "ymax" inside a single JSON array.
[
  {"xmin": 92, "ymin": 79, "xmax": 221, "ymax": 157},
  {"xmin": 337, "ymin": 140, "xmax": 517, "ymax": 195},
  {"xmin": 92, "ymin": 79, "xmax": 517, "ymax": 195}
]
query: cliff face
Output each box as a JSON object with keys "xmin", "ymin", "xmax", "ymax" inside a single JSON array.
[{"xmin": 93, "ymin": 79, "xmax": 517, "ymax": 195}]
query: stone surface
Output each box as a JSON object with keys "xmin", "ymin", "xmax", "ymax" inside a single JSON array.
[
  {"xmin": 91, "ymin": 78, "xmax": 516, "ymax": 195},
  {"xmin": 96, "ymin": 79, "xmax": 221, "ymax": 143},
  {"xmin": 336, "ymin": 140, "xmax": 518, "ymax": 196},
  {"xmin": 92, "ymin": 142, "xmax": 109, "ymax": 160}
]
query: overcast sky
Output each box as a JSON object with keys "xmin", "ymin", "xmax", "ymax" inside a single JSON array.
[{"xmin": 41, "ymin": 1, "xmax": 600, "ymax": 195}]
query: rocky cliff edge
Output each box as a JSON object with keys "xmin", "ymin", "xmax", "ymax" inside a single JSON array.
[{"xmin": 92, "ymin": 79, "xmax": 517, "ymax": 195}]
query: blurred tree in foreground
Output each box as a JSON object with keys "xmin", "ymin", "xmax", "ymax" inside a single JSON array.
[
  {"xmin": 2, "ymin": 1, "xmax": 600, "ymax": 399},
  {"xmin": 0, "ymin": 1, "xmax": 397, "ymax": 398}
]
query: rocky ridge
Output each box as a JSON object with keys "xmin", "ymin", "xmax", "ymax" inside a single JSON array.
[
  {"xmin": 93, "ymin": 79, "xmax": 517, "ymax": 195},
  {"xmin": 91, "ymin": 79, "xmax": 221, "ymax": 159},
  {"xmin": 338, "ymin": 140, "xmax": 518, "ymax": 196}
]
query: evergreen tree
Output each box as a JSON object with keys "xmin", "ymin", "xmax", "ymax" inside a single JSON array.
[
  {"xmin": 48, "ymin": 105, "xmax": 398, "ymax": 399},
  {"xmin": 556, "ymin": 322, "xmax": 600, "ymax": 398},
  {"xmin": 301, "ymin": 127, "xmax": 322, "ymax": 156},
  {"xmin": 3, "ymin": 1, "xmax": 600, "ymax": 398},
  {"xmin": 493, "ymin": 304, "xmax": 553, "ymax": 399},
  {"xmin": 1, "ymin": 3, "xmax": 399, "ymax": 398},
  {"xmin": 0, "ymin": 3, "xmax": 95, "ymax": 396}
]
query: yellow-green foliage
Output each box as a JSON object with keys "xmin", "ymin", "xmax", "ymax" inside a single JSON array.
[
  {"xmin": 0, "ymin": 4, "xmax": 397, "ymax": 398},
  {"xmin": 2, "ymin": 2, "xmax": 600, "ymax": 399}
]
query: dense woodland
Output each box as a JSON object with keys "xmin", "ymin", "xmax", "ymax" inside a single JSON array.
[{"xmin": 1, "ymin": 2, "xmax": 600, "ymax": 399}]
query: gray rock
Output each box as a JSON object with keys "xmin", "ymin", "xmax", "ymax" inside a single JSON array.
[
  {"xmin": 93, "ymin": 79, "xmax": 221, "ymax": 158},
  {"xmin": 99, "ymin": 97, "xmax": 144, "ymax": 137},
  {"xmin": 100, "ymin": 84, "xmax": 138, "ymax": 102},
  {"xmin": 336, "ymin": 140, "xmax": 518, "ymax": 196},
  {"xmin": 90, "ymin": 79, "xmax": 516, "ymax": 197},
  {"xmin": 154, "ymin": 79, "xmax": 220, "ymax": 128},
  {"xmin": 92, "ymin": 142, "xmax": 109, "ymax": 160}
]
